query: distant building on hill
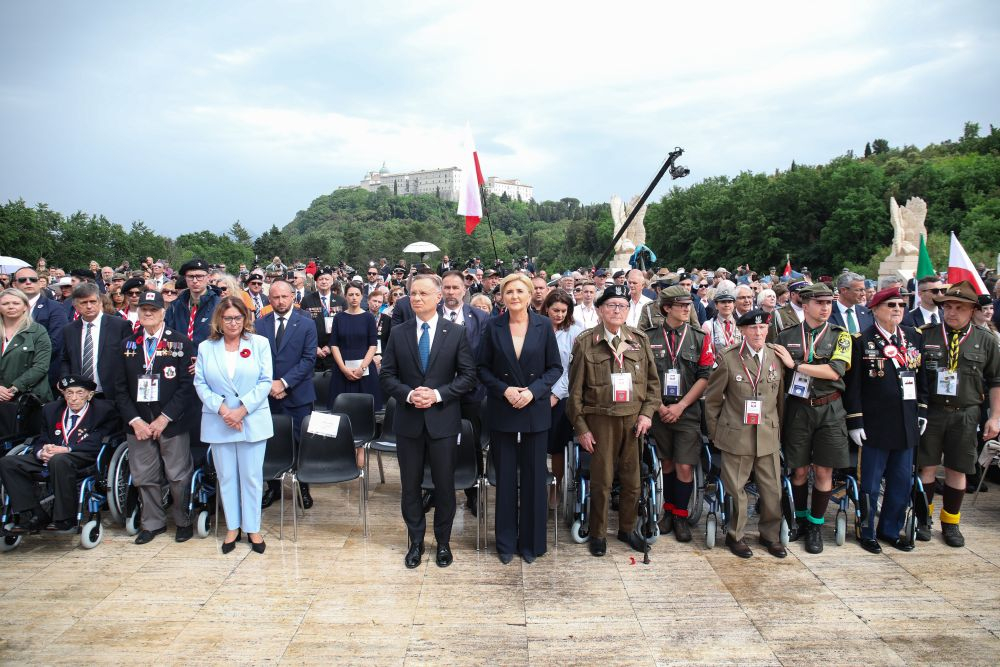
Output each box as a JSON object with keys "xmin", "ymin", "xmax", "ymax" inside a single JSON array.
[{"xmin": 339, "ymin": 162, "xmax": 534, "ymax": 202}]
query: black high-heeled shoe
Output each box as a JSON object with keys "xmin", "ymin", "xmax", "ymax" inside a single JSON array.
[
  {"xmin": 221, "ymin": 529, "xmax": 242, "ymax": 554},
  {"xmin": 248, "ymin": 533, "xmax": 266, "ymax": 554}
]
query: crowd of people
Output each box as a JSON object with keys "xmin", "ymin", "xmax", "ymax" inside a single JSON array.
[{"xmin": 1, "ymin": 252, "xmax": 999, "ymax": 566}]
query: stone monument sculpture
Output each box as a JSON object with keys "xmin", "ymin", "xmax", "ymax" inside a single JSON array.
[
  {"xmin": 878, "ymin": 196, "xmax": 928, "ymax": 282},
  {"xmin": 610, "ymin": 194, "xmax": 648, "ymax": 270}
]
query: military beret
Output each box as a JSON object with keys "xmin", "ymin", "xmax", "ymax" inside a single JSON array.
[
  {"xmin": 58, "ymin": 374, "xmax": 97, "ymax": 392},
  {"xmin": 713, "ymin": 287, "xmax": 736, "ymax": 302},
  {"xmin": 314, "ymin": 267, "xmax": 333, "ymax": 278},
  {"xmin": 612, "ymin": 270, "xmax": 626, "ymax": 279},
  {"xmin": 137, "ymin": 290, "xmax": 164, "ymax": 309},
  {"xmin": 736, "ymin": 309, "xmax": 771, "ymax": 327},
  {"xmin": 658, "ymin": 285, "xmax": 692, "ymax": 305},
  {"xmin": 179, "ymin": 259, "xmax": 210, "ymax": 275},
  {"xmin": 798, "ymin": 283, "xmax": 835, "ymax": 300},
  {"xmin": 934, "ymin": 280, "xmax": 980, "ymax": 306},
  {"xmin": 868, "ymin": 286, "xmax": 910, "ymax": 309},
  {"xmin": 595, "ymin": 284, "xmax": 630, "ymax": 307},
  {"xmin": 121, "ymin": 277, "xmax": 145, "ymax": 293}
]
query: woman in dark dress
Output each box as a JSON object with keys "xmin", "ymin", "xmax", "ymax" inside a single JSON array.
[
  {"xmin": 327, "ymin": 283, "xmax": 382, "ymax": 415},
  {"xmin": 368, "ymin": 290, "xmax": 392, "ymax": 372}
]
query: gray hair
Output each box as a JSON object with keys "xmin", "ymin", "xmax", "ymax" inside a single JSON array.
[
  {"xmin": 757, "ymin": 288, "xmax": 776, "ymax": 306},
  {"xmin": 879, "ymin": 276, "xmax": 903, "ymax": 290},
  {"xmin": 734, "ymin": 284, "xmax": 754, "ymax": 297},
  {"xmin": 837, "ymin": 272, "xmax": 865, "ymax": 290},
  {"xmin": 410, "ymin": 273, "xmax": 443, "ymax": 293},
  {"xmin": 72, "ymin": 282, "xmax": 101, "ymax": 301}
]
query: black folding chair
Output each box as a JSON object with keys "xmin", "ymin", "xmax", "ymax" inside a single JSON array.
[
  {"xmin": 313, "ymin": 371, "xmax": 331, "ymax": 412},
  {"xmin": 332, "ymin": 393, "xmax": 376, "ymax": 448},
  {"xmin": 421, "ymin": 419, "xmax": 480, "ymax": 548},
  {"xmin": 262, "ymin": 414, "xmax": 297, "ymax": 540},
  {"xmin": 291, "ymin": 413, "xmax": 366, "ymax": 541},
  {"xmin": 368, "ymin": 397, "xmax": 397, "ymax": 486}
]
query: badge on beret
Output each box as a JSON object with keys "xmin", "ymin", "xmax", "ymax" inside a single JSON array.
[
  {"xmin": 164, "ymin": 366, "xmax": 176, "ymax": 379},
  {"xmin": 145, "ymin": 292, "xmax": 155, "ymax": 300}
]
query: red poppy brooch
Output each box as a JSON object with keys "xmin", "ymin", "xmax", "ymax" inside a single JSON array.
[{"xmin": 240, "ymin": 349, "xmax": 251, "ymax": 358}]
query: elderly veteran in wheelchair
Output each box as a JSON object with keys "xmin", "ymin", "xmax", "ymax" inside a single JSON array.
[{"xmin": 0, "ymin": 375, "xmax": 117, "ymax": 533}]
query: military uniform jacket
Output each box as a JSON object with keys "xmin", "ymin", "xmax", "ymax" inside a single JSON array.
[
  {"xmin": 300, "ymin": 290, "xmax": 346, "ymax": 350},
  {"xmin": 844, "ymin": 324, "xmax": 925, "ymax": 451},
  {"xmin": 644, "ymin": 321, "xmax": 713, "ymax": 422},
  {"xmin": 918, "ymin": 322, "xmax": 1000, "ymax": 410},
  {"xmin": 566, "ymin": 325, "xmax": 661, "ymax": 435},
  {"xmin": 767, "ymin": 303, "xmax": 801, "ymax": 342},
  {"xmin": 775, "ymin": 320, "xmax": 852, "ymax": 397},
  {"xmin": 704, "ymin": 343, "xmax": 785, "ymax": 456},
  {"xmin": 113, "ymin": 327, "xmax": 195, "ymax": 438},
  {"xmin": 37, "ymin": 397, "xmax": 117, "ymax": 457}
]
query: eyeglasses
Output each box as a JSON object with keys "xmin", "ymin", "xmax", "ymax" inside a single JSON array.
[
  {"xmin": 162, "ymin": 290, "xmax": 177, "ymax": 296},
  {"xmin": 884, "ymin": 302, "xmax": 907, "ymax": 309},
  {"xmin": 368, "ymin": 272, "xmax": 377, "ymax": 276},
  {"xmin": 222, "ymin": 316, "xmax": 244, "ymax": 323},
  {"xmin": 602, "ymin": 303, "xmax": 629, "ymax": 312},
  {"xmin": 574, "ymin": 288, "xmax": 582, "ymax": 292},
  {"xmin": 186, "ymin": 273, "xmax": 208, "ymax": 281},
  {"xmin": 249, "ymin": 281, "xmax": 262, "ymax": 286},
  {"xmin": 126, "ymin": 290, "xmax": 141, "ymax": 296},
  {"xmin": 15, "ymin": 277, "xmax": 39, "ymax": 284}
]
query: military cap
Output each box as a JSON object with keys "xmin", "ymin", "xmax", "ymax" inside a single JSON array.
[
  {"xmin": 70, "ymin": 268, "xmax": 96, "ymax": 281},
  {"xmin": 121, "ymin": 277, "xmax": 145, "ymax": 294},
  {"xmin": 137, "ymin": 290, "xmax": 164, "ymax": 310},
  {"xmin": 787, "ymin": 280, "xmax": 808, "ymax": 293},
  {"xmin": 179, "ymin": 258, "xmax": 210, "ymax": 275},
  {"xmin": 737, "ymin": 309, "xmax": 771, "ymax": 327},
  {"xmin": 612, "ymin": 270, "xmax": 626, "ymax": 279},
  {"xmin": 58, "ymin": 375, "xmax": 97, "ymax": 392},
  {"xmin": 798, "ymin": 283, "xmax": 835, "ymax": 301},
  {"xmin": 933, "ymin": 280, "xmax": 979, "ymax": 306},
  {"xmin": 713, "ymin": 287, "xmax": 736, "ymax": 302},
  {"xmin": 56, "ymin": 277, "xmax": 73, "ymax": 287},
  {"xmin": 314, "ymin": 267, "xmax": 333, "ymax": 278},
  {"xmin": 656, "ymin": 268, "xmax": 671, "ymax": 277},
  {"xmin": 595, "ymin": 284, "xmax": 630, "ymax": 307},
  {"xmin": 658, "ymin": 284, "xmax": 692, "ymax": 305},
  {"xmin": 484, "ymin": 269, "xmax": 498, "ymax": 278},
  {"xmin": 867, "ymin": 286, "xmax": 910, "ymax": 309},
  {"xmin": 112, "ymin": 272, "xmax": 126, "ymax": 281},
  {"xmin": 594, "ymin": 269, "xmax": 607, "ymax": 277}
]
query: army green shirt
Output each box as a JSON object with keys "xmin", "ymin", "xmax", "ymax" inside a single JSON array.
[
  {"xmin": 645, "ymin": 321, "xmax": 712, "ymax": 420},
  {"xmin": 918, "ymin": 322, "xmax": 1000, "ymax": 409},
  {"xmin": 775, "ymin": 320, "xmax": 852, "ymax": 398}
]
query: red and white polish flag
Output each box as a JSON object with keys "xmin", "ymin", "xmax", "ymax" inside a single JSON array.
[
  {"xmin": 947, "ymin": 231, "xmax": 988, "ymax": 295},
  {"xmin": 457, "ymin": 124, "xmax": 485, "ymax": 235}
]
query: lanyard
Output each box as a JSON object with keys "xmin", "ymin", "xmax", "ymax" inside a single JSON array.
[
  {"xmin": 801, "ymin": 322, "xmax": 829, "ymax": 363},
  {"xmin": 662, "ymin": 323, "xmax": 689, "ymax": 365},
  {"xmin": 142, "ymin": 327, "xmax": 164, "ymax": 372},
  {"xmin": 737, "ymin": 341, "xmax": 765, "ymax": 397},
  {"xmin": 608, "ymin": 334, "xmax": 626, "ymax": 371},
  {"xmin": 60, "ymin": 403, "xmax": 89, "ymax": 446},
  {"xmin": 716, "ymin": 319, "xmax": 735, "ymax": 346},
  {"xmin": 874, "ymin": 323, "xmax": 910, "ymax": 369}
]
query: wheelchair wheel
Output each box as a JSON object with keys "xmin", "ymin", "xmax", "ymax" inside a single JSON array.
[
  {"xmin": 687, "ymin": 463, "xmax": 705, "ymax": 526},
  {"xmin": 570, "ymin": 520, "xmax": 589, "ymax": 544},
  {"xmin": 705, "ymin": 513, "xmax": 717, "ymax": 549},
  {"xmin": 835, "ymin": 511, "xmax": 847, "ymax": 546},
  {"xmin": 195, "ymin": 510, "xmax": 211, "ymax": 538},
  {"xmin": 902, "ymin": 510, "xmax": 916, "ymax": 547},
  {"xmin": 1, "ymin": 524, "xmax": 21, "ymax": 552},
  {"xmin": 779, "ymin": 518, "xmax": 790, "ymax": 547},
  {"xmin": 125, "ymin": 507, "xmax": 140, "ymax": 536},
  {"xmin": 107, "ymin": 444, "xmax": 130, "ymax": 525},
  {"xmin": 80, "ymin": 519, "xmax": 103, "ymax": 549}
]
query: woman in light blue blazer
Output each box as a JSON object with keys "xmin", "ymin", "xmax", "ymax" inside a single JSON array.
[{"xmin": 195, "ymin": 297, "xmax": 274, "ymax": 554}]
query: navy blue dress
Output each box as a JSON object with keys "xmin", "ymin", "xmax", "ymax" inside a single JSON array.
[{"xmin": 327, "ymin": 311, "xmax": 382, "ymax": 411}]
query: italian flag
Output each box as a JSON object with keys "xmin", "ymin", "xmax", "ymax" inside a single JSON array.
[
  {"xmin": 947, "ymin": 231, "xmax": 988, "ymax": 295},
  {"xmin": 457, "ymin": 124, "xmax": 485, "ymax": 235}
]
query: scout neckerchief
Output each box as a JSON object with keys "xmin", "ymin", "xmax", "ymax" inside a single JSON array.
[
  {"xmin": 738, "ymin": 340, "xmax": 765, "ymax": 397},
  {"xmin": 60, "ymin": 402, "xmax": 90, "ymax": 447},
  {"xmin": 662, "ymin": 323, "xmax": 689, "ymax": 366},
  {"xmin": 801, "ymin": 321, "xmax": 829, "ymax": 363},
  {"xmin": 714, "ymin": 317, "xmax": 736, "ymax": 347},
  {"xmin": 187, "ymin": 297, "xmax": 198, "ymax": 341},
  {"xmin": 873, "ymin": 322, "xmax": 912, "ymax": 369},
  {"xmin": 943, "ymin": 323, "xmax": 972, "ymax": 371},
  {"xmin": 142, "ymin": 324, "xmax": 165, "ymax": 373}
]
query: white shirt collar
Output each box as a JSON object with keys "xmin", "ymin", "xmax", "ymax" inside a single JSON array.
[
  {"xmin": 417, "ymin": 312, "xmax": 439, "ymax": 330},
  {"xmin": 919, "ymin": 304, "xmax": 939, "ymax": 319}
]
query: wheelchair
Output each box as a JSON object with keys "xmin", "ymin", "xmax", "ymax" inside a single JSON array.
[
  {"xmin": 1, "ymin": 435, "xmax": 124, "ymax": 551},
  {"xmin": 0, "ymin": 393, "xmax": 44, "ymax": 456},
  {"xmin": 564, "ymin": 438, "xmax": 592, "ymax": 544},
  {"xmin": 634, "ymin": 436, "xmax": 662, "ymax": 545},
  {"xmin": 828, "ymin": 448, "xmax": 862, "ymax": 546}
]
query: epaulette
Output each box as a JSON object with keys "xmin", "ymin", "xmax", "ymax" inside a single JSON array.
[{"xmin": 917, "ymin": 323, "xmax": 934, "ymax": 333}]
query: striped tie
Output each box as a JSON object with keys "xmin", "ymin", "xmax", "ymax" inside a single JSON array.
[{"xmin": 82, "ymin": 323, "xmax": 95, "ymax": 379}]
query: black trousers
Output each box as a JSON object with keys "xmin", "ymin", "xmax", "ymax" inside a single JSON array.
[
  {"xmin": 0, "ymin": 450, "xmax": 95, "ymax": 521},
  {"xmin": 492, "ymin": 430, "xmax": 548, "ymax": 558},
  {"xmin": 397, "ymin": 429, "xmax": 457, "ymax": 545}
]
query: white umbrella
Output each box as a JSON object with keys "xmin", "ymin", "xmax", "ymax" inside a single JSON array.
[
  {"xmin": 402, "ymin": 241, "xmax": 441, "ymax": 264},
  {"xmin": 0, "ymin": 256, "xmax": 30, "ymax": 274}
]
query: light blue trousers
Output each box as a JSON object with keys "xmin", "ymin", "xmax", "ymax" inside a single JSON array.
[{"xmin": 212, "ymin": 440, "xmax": 266, "ymax": 533}]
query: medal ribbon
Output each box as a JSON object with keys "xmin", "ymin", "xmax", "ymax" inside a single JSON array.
[
  {"xmin": 662, "ymin": 323, "xmax": 689, "ymax": 366},
  {"xmin": 60, "ymin": 403, "xmax": 90, "ymax": 447},
  {"xmin": 142, "ymin": 326, "xmax": 164, "ymax": 372},
  {"xmin": 801, "ymin": 322, "xmax": 829, "ymax": 363},
  {"xmin": 874, "ymin": 323, "xmax": 909, "ymax": 369},
  {"xmin": 737, "ymin": 341, "xmax": 765, "ymax": 397}
]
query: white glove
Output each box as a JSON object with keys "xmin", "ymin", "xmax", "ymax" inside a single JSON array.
[
  {"xmin": 849, "ymin": 428, "xmax": 866, "ymax": 447},
  {"xmin": 918, "ymin": 417, "xmax": 927, "ymax": 435}
]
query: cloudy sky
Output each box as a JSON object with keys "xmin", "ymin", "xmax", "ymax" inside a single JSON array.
[{"xmin": 2, "ymin": 1, "xmax": 998, "ymax": 237}]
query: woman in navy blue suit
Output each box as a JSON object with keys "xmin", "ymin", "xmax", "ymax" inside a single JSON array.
[
  {"xmin": 195, "ymin": 297, "xmax": 274, "ymax": 554},
  {"xmin": 478, "ymin": 274, "xmax": 562, "ymax": 564}
]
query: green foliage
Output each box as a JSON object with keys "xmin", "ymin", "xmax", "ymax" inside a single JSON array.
[{"xmin": 173, "ymin": 230, "xmax": 254, "ymax": 268}]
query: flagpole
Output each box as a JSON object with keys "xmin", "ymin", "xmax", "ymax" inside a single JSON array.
[{"xmin": 478, "ymin": 184, "xmax": 501, "ymax": 266}]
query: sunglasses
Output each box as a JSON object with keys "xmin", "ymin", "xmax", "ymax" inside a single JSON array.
[
  {"xmin": 884, "ymin": 302, "xmax": 907, "ymax": 309},
  {"xmin": 162, "ymin": 289, "xmax": 177, "ymax": 296},
  {"xmin": 16, "ymin": 277, "xmax": 39, "ymax": 284},
  {"xmin": 218, "ymin": 286, "xmax": 228, "ymax": 292},
  {"xmin": 126, "ymin": 290, "xmax": 141, "ymax": 296},
  {"xmin": 922, "ymin": 288, "xmax": 946, "ymax": 295},
  {"xmin": 249, "ymin": 281, "xmax": 263, "ymax": 286},
  {"xmin": 368, "ymin": 272, "xmax": 377, "ymax": 276}
]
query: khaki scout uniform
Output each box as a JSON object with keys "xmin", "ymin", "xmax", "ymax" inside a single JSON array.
[
  {"xmin": 567, "ymin": 325, "xmax": 660, "ymax": 540},
  {"xmin": 705, "ymin": 341, "xmax": 785, "ymax": 543}
]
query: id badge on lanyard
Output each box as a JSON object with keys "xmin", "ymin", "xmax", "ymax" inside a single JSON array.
[
  {"xmin": 899, "ymin": 371, "xmax": 916, "ymax": 401},
  {"xmin": 137, "ymin": 374, "xmax": 160, "ymax": 402},
  {"xmin": 612, "ymin": 373, "xmax": 633, "ymax": 402},
  {"xmin": 664, "ymin": 369, "xmax": 682, "ymax": 397},
  {"xmin": 744, "ymin": 400, "xmax": 762, "ymax": 425},
  {"xmin": 788, "ymin": 370, "xmax": 812, "ymax": 398},
  {"xmin": 324, "ymin": 316, "xmax": 334, "ymax": 334},
  {"xmin": 937, "ymin": 370, "xmax": 958, "ymax": 396}
]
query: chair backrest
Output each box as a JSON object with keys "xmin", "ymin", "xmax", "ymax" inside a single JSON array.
[
  {"xmin": 263, "ymin": 413, "xmax": 296, "ymax": 480},
  {"xmin": 313, "ymin": 371, "xmax": 331, "ymax": 411},
  {"xmin": 297, "ymin": 413, "xmax": 359, "ymax": 484},
  {"xmin": 422, "ymin": 419, "xmax": 478, "ymax": 490},
  {"xmin": 377, "ymin": 397, "xmax": 397, "ymax": 445},
  {"xmin": 332, "ymin": 393, "xmax": 376, "ymax": 443}
]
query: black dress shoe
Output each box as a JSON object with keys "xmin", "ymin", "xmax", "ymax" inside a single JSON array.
[
  {"xmin": 298, "ymin": 484, "xmax": 314, "ymax": 510},
  {"xmin": 787, "ymin": 518, "xmax": 809, "ymax": 542},
  {"xmin": 941, "ymin": 523, "xmax": 965, "ymax": 548},
  {"xmin": 673, "ymin": 518, "xmax": 692, "ymax": 543},
  {"xmin": 260, "ymin": 486, "xmax": 275, "ymax": 510},
  {"xmin": 915, "ymin": 523, "xmax": 932, "ymax": 541},
  {"xmin": 589, "ymin": 537, "xmax": 607, "ymax": 557},
  {"xmin": 878, "ymin": 535, "xmax": 914, "ymax": 552},
  {"xmin": 858, "ymin": 538, "xmax": 882, "ymax": 554},
  {"xmin": 221, "ymin": 529, "xmax": 242, "ymax": 554},
  {"xmin": 48, "ymin": 519, "xmax": 76, "ymax": 533},
  {"xmin": 134, "ymin": 527, "xmax": 166, "ymax": 545},
  {"xmin": 24, "ymin": 510, "xmax": 51, "ymax": 534},
  {"xmin": 804, "ymin": 524, "xmax": 824, "ymax": 554},
  {"xmin": 436, "ymin": 543, "xmax": 453, "ymax": 568},
  {"xmin": 498, "ymin": 552, "xmax": 514, "ymax": 565},
  {"xmin": 725, "ymin": 535, "xmax": 753, "ymax": 558},
  {"xmin": 175, "ymin": 524, "xmax": 194, "ymax": 543},
  {"xmin": 521, "ymin": 552, "xmax": 536, "ymax": 564},
  {"xmin": 658, "ymin": 512, "xmax": 673, "ymax": 535},
  {"xmin": 758, "ymin": 537, "xmax": 787, "ymax": 558},
  {"xmin": 249, "ymin": 534, "xmax": 266, "ymax": 554},
  {"xmin": 617, "ymin": 530, "xmax": 647, "ymax": 553},
  {"xmin": 405, "ymin": 541, "xmax": 425, "ymax": 569}
]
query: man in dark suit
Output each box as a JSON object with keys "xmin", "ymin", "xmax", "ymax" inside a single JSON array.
[
  {"xmin": 299, "ymin": 268, "xmax": 345, "ymax": 371},
  {"xmin": 379, "ymin": 273, "xmax": 477, "ymax": 569},
  {"xmin": 440, "ymin": 270, "xmax": 488, "ymax": 514},
  {"xmin": 0, "ymin": 375, "xmax": 117, "ymax": 533},
  {"xmin": 113, "ymin": 289, "xmax": 196, "ymax": 545},
  {"xmin": 13, "ymin": 266, "xmax": 68, "ymax": 387},
  {"xmin": 258, "ymin": 280, "xmax": 318, "ymax": 507},
  {"xmin": 829, "ymin": 272, "xmax": 874, "ymax": 334},
  {"xmin": 60, "ymin": 283, "xmax": 132, "ymax": 403},
  {"xmin": 908, "ymin": 275, "xmax": 944, "ymax": 328},
  {"xmin": 390, "ymin": 267, "xmax": 438, "ymax": 327}
]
